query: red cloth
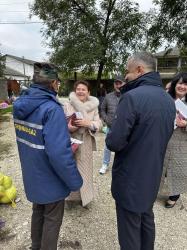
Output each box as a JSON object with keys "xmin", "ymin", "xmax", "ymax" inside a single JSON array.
[{"xmin": 71, "ymin": 143, "xmax": 79, "ymax": 153}]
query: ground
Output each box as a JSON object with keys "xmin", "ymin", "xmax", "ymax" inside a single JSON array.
[{"xmin": 0, "ymin": 113, "xmax": 187, "ymax": 250}]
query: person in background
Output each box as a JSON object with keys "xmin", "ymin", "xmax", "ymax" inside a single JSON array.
[
  {"xmin": 162, "ymin": 72, "xmax": 187, "ymax": 208},
  {"xmin": 165, "ymin": 82, "xmax": 171, "ymax": 92},
  {"xmin": 97, "ymin": 82, "xmax": 107, "ymax": 114},
  {"xmin": 63, "ymin": 80, "xmax": 102, "ymax": 207},
  {"xmin": 106, "ymin": 52, "xmax": 176, "ymax": 250},
  {"xmin": 99, "ymin": 77, "xmax": 124, "ymax": 174},
  {"xmin": 13, "ymin": 63, "xmax": 83, "ymax": 250}
]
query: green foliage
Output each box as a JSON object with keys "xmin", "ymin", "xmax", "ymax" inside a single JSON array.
[
  {"xmin": 149, "ymin": 0, "xmax": 187, "ymax": 48},
  {"xmin": 0, "ymin": 106, "xmax": 13, "ymax": 116},
  {"xmin": 31, "ymin": 0, "xmax": 151, "ymax": 82}
]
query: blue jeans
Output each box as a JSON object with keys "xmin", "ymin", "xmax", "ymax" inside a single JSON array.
[{"xmin": 102, "ymin": 127, "xmax": 111, "ymax": 165}]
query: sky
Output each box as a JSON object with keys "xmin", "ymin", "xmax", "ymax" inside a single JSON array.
[{"xmin": 0, "ymin": 0, "xmax": 154, "ymax": 62}]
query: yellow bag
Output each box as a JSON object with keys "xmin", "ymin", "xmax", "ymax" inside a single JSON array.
[
  {"xmin": 0, "ymin": 172, "xmax": 17, "ymax": 208},
  {"xmin": 2, "ymin": 175, "xmax": 12, "ymax": 189},
  {"xmin": 0, "ymin": 186, "xmax": 17, "ymax": 207},
  {"xmin": 0, "ymin": 173, "xmax": 4, "ymax": 185},
  {"xmin": 0, "ymin": 185, "xmax": 5, "ymax": 197}
]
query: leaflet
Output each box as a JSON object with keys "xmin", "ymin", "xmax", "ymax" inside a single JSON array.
[
  {"xmin": 175, "ymin": 99, "xmax": 187, "ymax": 119},
  {"xmin": 71, "ymin": 138, "xmax": 83, "ymax": 145}
]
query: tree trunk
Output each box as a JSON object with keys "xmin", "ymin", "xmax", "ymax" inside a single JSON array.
[
  {"xmin": 74, "ymin": 71, "xmax": 77, "ymax": 81},
  {"xmin": 97, "ymin": 61, "xmax": 104, "ymax": 86},
  {"xmin": 96, "ymin": 1, "xmax": 116, "ymax": 90}
]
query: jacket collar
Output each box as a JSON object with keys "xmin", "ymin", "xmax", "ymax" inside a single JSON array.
[
  {"xmin": 31, "ymin": 83, "xmax": 57, "ymax": 96},
  {"xmin": 113, "ymin": 91, "xmax": 121, "ymax": 97},
  {"xmin": 120, "ymin": 72, "xmax": 163, "ymax": 94},
  {"xmin": 69, "ymin": 92, "xmax": 99, "ymax": 113}
]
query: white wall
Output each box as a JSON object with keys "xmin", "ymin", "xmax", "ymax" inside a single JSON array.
[{"xmin": 6, "ymin": 56, "xmax": 34, "ymax": 79}]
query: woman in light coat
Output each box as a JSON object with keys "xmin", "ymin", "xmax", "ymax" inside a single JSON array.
[
  {"xmin": 162, "ymin": 72, "xmax": 187, "ymax": 208},
  {"xmin": 63, "ymin": 80, "xmax": 102, "ymax": 207}
]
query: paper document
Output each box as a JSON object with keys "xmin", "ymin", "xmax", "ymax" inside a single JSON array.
[
  {"xmin": 71, "ymin": 138, "xmax": 83, "ymax": 144},
  {"xmin": 174, "ymin": 99, "xmax": 187, "ymax": 129},
  {"xmin": 175, "ymin": 99, "xmax": 187, "ymax": 119}
]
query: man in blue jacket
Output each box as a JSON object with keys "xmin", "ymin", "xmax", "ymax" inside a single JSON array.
[
  {"xmin": 13, "ymin": 63, "xmax": 83, "ymax": 250},
  {"xmin": 106, "ymin": 52, "xmax": 176, "ymax": 250}
]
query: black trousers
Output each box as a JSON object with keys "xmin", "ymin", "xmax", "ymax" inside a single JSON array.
[
  {"xmin": 31, "ymin": 200, "xmax": 65, "ymax": 250},
  {"xmin": 116, "ymin": 203, "xmax": 155, "ymax": 250}
]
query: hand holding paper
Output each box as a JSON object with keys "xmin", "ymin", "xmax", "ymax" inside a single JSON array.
[
  {"xmin": 175, "ymin": 99, "xmax": 187, "ymax": 119},
  {"xmin": 174, "ymin": 99, "xmax": 187, "ymax": 129},
  {"xmin": 176, "ymin": 115, "xmax": 187, "ymax": 128},
  {"xmin": 67, "ymin": 112, "xmax": 83, "ymax": 126},
  {"xmin": 71, "ymin": 138, "xmax": 83, "ymax": 153}
]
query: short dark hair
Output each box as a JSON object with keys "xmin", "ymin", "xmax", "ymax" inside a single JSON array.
[
  {"xmin": 73, "ymin": 80, "xmax": 91, "ymax": 92},
  {"xmin": 130, "ymin": 51, "xmax": 156, "ymax": 71},
  {"xmin": 33, "ymin": 75, "xmax": 55, "ymax": 88},
  {"xmin": 168, "ymin": 72, "xmax": 187, "ymax": 102}
]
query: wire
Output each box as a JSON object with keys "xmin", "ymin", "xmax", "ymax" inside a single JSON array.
[
  {"xmin": 0, "ymin": 11, "xmax": 29, "ymax": 12},
  {"xmin": 0, "ymin": 2, "xmax": 30, "ymax": 5},
  {"xmin": 0, "ymin": 21, "xmax": 43, "ymax": 24}
]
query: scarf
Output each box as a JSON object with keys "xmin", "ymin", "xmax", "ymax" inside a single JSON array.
[{"xmin": 69, "ymin": 92, "xmax": 99, "ymax": 118}]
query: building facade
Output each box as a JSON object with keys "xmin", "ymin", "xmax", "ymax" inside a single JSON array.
[
  {"xmin": 4, "ymin": 54, "xmax": 37, "ymax": 83},
  {"xmin": 155, "ymin": 47, "xmax": 187, "ymax": 84}
]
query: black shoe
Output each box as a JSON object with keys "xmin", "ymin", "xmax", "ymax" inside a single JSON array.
[{"xmin": 165, "ymin": 199, "xmax": 176, "ymax": 208}]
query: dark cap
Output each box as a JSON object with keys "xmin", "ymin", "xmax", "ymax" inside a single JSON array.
[
  {"xmin": 114, "ymin": 75, "xmax": 124, "ymax": 83},
  {"xmin": 34, "ymin": 62, "xmax": 58, "ymax": 80}
]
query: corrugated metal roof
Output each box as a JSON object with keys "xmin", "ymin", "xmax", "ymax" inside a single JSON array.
[
  {"xmin": 155, "ymin": 47, "xmax": 181, "ymax": 58},
  {"xmin": 5, "ymin": 54, "xmax": 37, "ymax": 65}
]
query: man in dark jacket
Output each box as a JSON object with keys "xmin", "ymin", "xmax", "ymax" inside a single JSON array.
[
  {"xmin": 99, "ymin": 77, "xmax": 124, "ymax": 174},
  {"xmin": 13, "ymin": 63, "xmax": 83, "ymax": 250},
  {"xmin": 106, "ymin": 52, "xmax": 176, "ymax": 250}
]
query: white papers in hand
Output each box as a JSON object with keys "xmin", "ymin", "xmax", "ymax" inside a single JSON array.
[
  {"xmin": 175, "ymin": 99, "xmax": 187, "ymax": 119},
  {"xmin": 71, "ymin": 138, "xmax": 83, "ymax": 144},
  {"xmin": 174, "ymin": 99, "xmax": 187, "ymax": 129}
]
